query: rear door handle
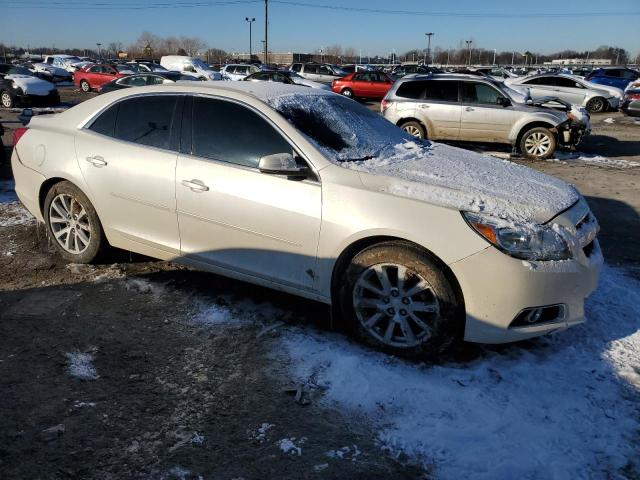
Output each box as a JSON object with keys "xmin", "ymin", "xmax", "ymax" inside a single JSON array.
[
  {"xmin": 181, "ymin": 179, "xmax": 209, "ymax": 192},
  {"xmin": 86, "ymin": 155, "xmax": 107, "ymax": 167},
  {"xmin": 418, "ymin": 104, "xmax": 429, "ymax": 109},
  {"xmin": 465, "ymin": 107, "xmax": 475, "ymax": 112}
]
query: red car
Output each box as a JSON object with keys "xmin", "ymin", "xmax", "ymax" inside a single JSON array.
[
  {"xmin": 74, "ymin": 64, "xmax": 126, "ymax": 93},
  {"xmin": 331, "ymin": 72, "xmax": 394, "ymax": 100}
]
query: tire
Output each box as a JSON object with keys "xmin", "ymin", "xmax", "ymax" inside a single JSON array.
[
  {"xmin": 341, "ymin": 88, "xmax": 354, "ymax": 98},
  {"xmin": 519, "ymin": 126, "xmax": 556, "ymax": 160},
  {"xmin": 400, "ymin": 120, "xmax": 426, "ymax": 139},
  {"xmin": 44, "ymin": 181, "xmax": 105, "ymax": 263},
  {"xmin": 0, "ymin": 90, "xmax": 14, "ymax": 108},
  {"xmin": 586, "ymin": 96, "xmax": 607, "ymax": 113},
  {"xmin": 80, "ymin": 80, "xmax": 91, "ymax": 93},
  {"xmin": 338, "ymin": 241, "xmax": 463, "ymax": 359}
]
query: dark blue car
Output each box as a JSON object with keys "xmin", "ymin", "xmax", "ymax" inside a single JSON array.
[{"xmin": 585, "ymin": 67, "xmax": 640, "ymax": 91}]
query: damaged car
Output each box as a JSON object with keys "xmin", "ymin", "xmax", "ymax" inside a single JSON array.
[
  {"xmin": 11, "ymin": 83, "xmax": 601, "ymax": 357},
  {"xmin": 0, "ymin": 64, "xmax": 60, "ymax": 108},
  {"xmin": 382, "ymin": 73, "xmax": 590, "ymax": 160}
]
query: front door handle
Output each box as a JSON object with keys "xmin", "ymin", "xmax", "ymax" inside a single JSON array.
[
  {"xmin": 181, "ymin": 179, "xmax": 209, "ymax": 192},
  {"xmin": 86, "ymin": 155, "xmax": 107, "ymax": 167},
  {"xmin": 418, "ymin": 104, "xmax": 429, "ymax": 109},
  {"xmin": 465, "ymin": 107, "xmax": 475, "ymax": 112}
]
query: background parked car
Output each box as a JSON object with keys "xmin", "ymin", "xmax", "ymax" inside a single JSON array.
[
  {"xmin": 0, "ymin": 64, "xmax": 59, "ymax": 108},
  {"xmin": 289, "ymin": 62, "xmax": 347, "ymax": 83},
  {"xmin": 621, "ymin": 88, "xmax": 640, "ymax": 117},
  {"xmin": 74, "ymin": 64, "xmax": 126, "ymax": 92},
  {"xmin": 331, "ymin": 71, "xmax": 394, "ymax": 100},
  {"xmin": 505, "ymin": 73, "xmax": 623, "ymax": 113},
  {"xmin": 585, "ymin": 68, "xmax": 640, "ymax": 91},
  {"xmin": 100, "ymin": 72, "xmax": 200, "ymax": 93},
  {"xmin": 221, "ymin": 64, "xmax": 260, "ymax": 81},
  {"xmin": 390, "ymin": 64, "xmax": 442, "ymax": 79},
  {"xmin": 133, "ymin": 62, "xmax": 169, "ymax": 73},
  {"xmin": 243, "ymin": 70, "xmax": 330, "ymax": 90},
  {"xmin": 159, "ymin": 55, "xmax": 222, "ymax": 81},
  {"xmin": 382, "ymin": 74, "xmax": 588, "ymax": 160},
  {"xmin": 42, "ymin": 54, "xmax": 92, "ymax": 73},
  {"xmin": 27, "ymin": 62, "xmax": 73, "ymax": 83}
]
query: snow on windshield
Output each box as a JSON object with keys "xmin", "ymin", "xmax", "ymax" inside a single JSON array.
[{"xmin": 268, "ymin": 93, "xmax": 417, "ymax": 161}]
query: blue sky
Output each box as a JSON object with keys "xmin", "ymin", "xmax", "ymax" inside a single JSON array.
[{"xmin": 3, "ymin": 0, "xmax": 639, "ymax": 56}]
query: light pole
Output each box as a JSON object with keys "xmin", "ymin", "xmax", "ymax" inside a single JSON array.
[
  {"xmin": 465, "ymin": 40, "xmax": 472, "ymax": 66},
  {"xmin": 96, "ymin": 43, "xmax": 101, "ymax": 60},
  {"xmin": 425, "ymin": 32, "xmax": 434, "ymax": 65},
  {"xmin": 320, "ymin": 47, "xmax": 323, "ymax": 63},
  {"xmin": 493, "ymin": 49, "xmax": 497, "ymax": 65},
  {"xmin": 511, "ymin": 51, "xmax": 515, "ymax": 65},
  {"xmin": 263, "ymin": 0, "xmax": 268, "ymax": 64},
  {"xmin": 245, "ymin": 17, "xmax": 255, "ymax": 61}
]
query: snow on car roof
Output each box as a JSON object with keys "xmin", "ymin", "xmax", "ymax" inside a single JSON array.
[{"xmin": 178, "ymin": 80, "xmax": 334, "ymax": 102}]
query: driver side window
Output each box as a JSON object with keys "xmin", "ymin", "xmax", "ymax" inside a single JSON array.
[{"xmin": 461, "ymin": 82, "xmax": 502, "ymax": 104}]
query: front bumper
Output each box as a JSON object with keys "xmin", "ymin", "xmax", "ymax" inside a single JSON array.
[
  {"xmin": 15, "ymin": 89, "xmax": 60, "ymax": 107},
  {"xmin": 557, "ymin": 119, "xmax": 589, "ymax": 147},
  {"xmin": 450, "ymin": 198, "xmax": 603, "ymax": 344}
]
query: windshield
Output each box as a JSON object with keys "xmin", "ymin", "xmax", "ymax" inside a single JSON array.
[
  {"xmin": 8, "ymin": 67, "xmax": 33, "ymax": 76},
  {"xmin": 191, "ymin": 59, "xmax": 210, "ymax": 70},
  {"xmin": 64, "ymin": 56, "xmax": 82, "ymax": 64},
  {"xmin": 283, "ymin": 71, "xmax": 303, "ymax": 79},
  {"xmin": 269, "ymin": 94, "xmax": 420, "ymax": 161},
  {"xmin": 118, "ymin": 64, "xmax": 139, "ymax": 72}
]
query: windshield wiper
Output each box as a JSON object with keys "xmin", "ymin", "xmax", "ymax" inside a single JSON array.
[{"xmin": 341, "ymin": 155, "xmax": 374, "ymax": 162}]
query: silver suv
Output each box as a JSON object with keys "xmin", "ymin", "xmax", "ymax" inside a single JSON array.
[
  {"xmin": 289, "ymin": 63, "xmax": 346, "ymax": 83},
  {"xmin": 382, "ymin": 74, "xmax": 589, "ymax": 160}
]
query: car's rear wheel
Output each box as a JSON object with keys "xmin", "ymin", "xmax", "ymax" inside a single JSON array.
[
  {"xmin": 1, "ymin": 90, "xmax": 14, "ymax": 108},
  {"xmin": 339, "ymin": 241, "xmax": 462, "ymax": 359},
  {"xmin": 586, "ymin": 96, "xmax": 607, "ymax": 113},
  {"xmin": 341, "ymin": 88, "xmax": 354, "ymax": 98},
  {"xmin": 400, "ymin": 120, "xmax": 426, "ymax": 139},
  {"xmin": 44, "ymin": 181, "xmax": 104, "ymax": 263},
  {"xmin": 80, "ymin": 80, "xmax": 91, "ymax": 93},
  {"xmin": 520, "ymin": 127, "xmax": 556, "ymax": 160}
]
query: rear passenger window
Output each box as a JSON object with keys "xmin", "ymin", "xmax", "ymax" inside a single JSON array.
[
  {"xmin": 89, "ymin": 104, "xmax": 118, "ymax": 137},
  {"xmin": 424, "ymin": 81, "xmax": 458, "ymax": 102},
  {"xmin": 191, "ymin": 97, "xmax": 292, "ymax": 168}
]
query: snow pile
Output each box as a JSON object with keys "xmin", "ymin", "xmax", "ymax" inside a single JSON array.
[
  {"xmin": 265, "ymin": 93, "xmax": 579, "ymax": 223},
  {"xmin": 0, "ymin": 180, "xmax": 35, "ymax": 227},
  {"xmin": 552, "ymin": 152, "xmax": 640, "ymax": 169},
  {"xmin": 65, "ymin": 350, "xmax": 98, "ymax": 380},
  {"xmin": 281, "ymin": 267, "xmax": 640, "ymax": 479}
]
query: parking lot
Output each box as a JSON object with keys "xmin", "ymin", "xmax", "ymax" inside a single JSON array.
[{"xmin": 1, "ymin": 85, "xmax": 640, "ymax": 479}]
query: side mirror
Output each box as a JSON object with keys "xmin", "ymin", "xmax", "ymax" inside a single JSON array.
[
  {"xmin": 497, "ymin": 96, "xmax": 511, "ymax": 107},
  {"xmin": 258, "ymin": 153, "xmax": 307, "ymax": 177},
  {"xmin": 19, "ymin": 108, "xmax": 34, "ymax": 126}
]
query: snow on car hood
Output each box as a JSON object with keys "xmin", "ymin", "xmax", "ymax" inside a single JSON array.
[
  {"xmin": 6, "ymin": 74, "xmax": 55, "ymax": 95},
  {"xmin": 346, "ymin": 141, "xmax": 580, "ymax": 224}
]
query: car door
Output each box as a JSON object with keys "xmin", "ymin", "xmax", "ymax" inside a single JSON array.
[
  {"xmin": 552, "ymin": 77, "xmax": 588, "ymax": 104},
  {"xmin": 74, "ymin": 94, "xmax": 181, "ymax": 255},
  {"xmin": 175, "ymin": 95, "xmax": 322, "ymax": 290},
  {"xmin": 317, "ymin": 65, "xmax": 335, "ymax": 83},
  {"xmin": 520, "ymin": 76, "xmax": 556, "ymax": 99},
  {"xmin": 84, "ymin": 65, "xmax": 102, "ymax": 87},
  {"xmin": 302, "ymin": 64, "xmax": 319, "ymax": 81},
  {"xmin": 416, "ymin": 80, "xmax": 461, "ymax": 140},
  {"xmin": 371, "ymin": 73, "xmax": 393, "ymax": 98},
  {"xmin": 350, "ymin": 73, "xmax": 369, "ymax": 96},
  {"xmin": 459, "ymin": 81, "xmax": 519, "ymax": 143}
]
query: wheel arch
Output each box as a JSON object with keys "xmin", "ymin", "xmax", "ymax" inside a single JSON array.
[
  {"xmin": 330, "ymin": 235, "xmax": 465, "ymax": 327},
  {"xmin": 38, "ymin": 177, "xmax": 81, "ymax": 216},
  {"xmin": 514, "ymin": 121, "xmax": 557, "ymax": 150}
]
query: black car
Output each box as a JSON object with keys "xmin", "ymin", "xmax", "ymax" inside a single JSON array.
[
  {"xmin": 243, "ymin": 70, "xmax": 301, "ymax": 85},
  {"xmin": 0, "ymin": 64, "xmax": 59, "ymax": 108},
  {"xmin": 99, "ymin": 72, "xmax": 199, "ymax": 93}
]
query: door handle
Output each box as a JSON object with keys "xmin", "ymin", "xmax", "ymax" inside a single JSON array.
[
  {"xmin": 86, "ymin": 155, "xmax": 107, "ymax": 167},
  {"xmin": 418, "ymin": 104, "xmax": 430, "ymax": 109},
  {"xmin": 465, "ymin": 107, "xmax": 475, "ymax": 112},
  {"xmin": 181, "ymin": 179, "xmax": 209, "ymax": 192}
]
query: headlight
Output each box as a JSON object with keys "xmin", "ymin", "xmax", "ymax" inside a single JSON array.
[{"xmin": 462, "ymin": 212, "xmax": 571, "ymax": 261}]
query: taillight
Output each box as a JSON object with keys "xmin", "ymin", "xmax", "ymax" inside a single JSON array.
[
  {"xmin": 381, "ymin": 99, "xmax": 392, "ymax": 112},
  {"xmin": 12, "ymin": 127, "xmax": 28, "ymax": 146},
  {"xmin": 627, "ymin": 93, "xmax": 640, "ymax": 100}
]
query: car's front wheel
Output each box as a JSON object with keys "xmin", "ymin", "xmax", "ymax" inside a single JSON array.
[
  {"xmin": 400, "ymin": 120, "xmax": 426, "ymax": 139},
  {"xmin": 519, "ymin": 127, "xmax": 556, "ymax": 160},
  {"xmin": 44, "ymin": 181, "xmax": 104, "ymax": 263},
  {"xmin": 586, "ymin": 96, "xmax": 607, "ymax": 113},
  {"xmin": 80, "ymin": 80, "xmax": 91, "ymax": 93},
  {"xmin": 339, "ymin": 241, "xmax": 462, "ymax": 359},
  {"xmin": 0, "ymin": 90, "xmax": 14, "ymax": 108}
]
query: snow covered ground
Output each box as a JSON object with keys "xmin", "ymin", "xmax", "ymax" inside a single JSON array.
[
  {"xmin": 551, "ymin": 151, "xmax": 640, "ymax": 169},
  {"xmin": 0, "ymin": 180, "xmax": 35, "ymax": 227},
  {"xmin": 278, "ymin": 266, "xmax": 640, "ymax": 479}
]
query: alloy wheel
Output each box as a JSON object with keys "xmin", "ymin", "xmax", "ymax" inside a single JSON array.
[
  {"xmin": 81, "ymin": 81, "xmax": 90, "ymax": 92},
  {"xmin": 48, "ymin": 193, "xmax": 92, "ymax": 254},
  {"xmin": 1, "ymin": 92, "xmax": 12, "ymax": 108},
  {"xmin": 402, "ymin": 125, "xmax": 423, "ymax": 138},
  {"xmin": 524, "ymin": 131, "xmax": 551, "ymax": 157},
  {"xmin": 588, "ymin": 97, "xmax": 604, "ymax": 113},
  {"xmin": 352, "ymin": 263, "xmax": 440, "ymax": 348}
]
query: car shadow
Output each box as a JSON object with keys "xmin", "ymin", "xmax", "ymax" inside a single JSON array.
[{"xmin": 578, "ymin": 134, "xmax": 640, "ymax": 158}]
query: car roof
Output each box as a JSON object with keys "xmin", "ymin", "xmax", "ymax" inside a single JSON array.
[{"xmin": 397, "ymin": 73, "xmax": 492, "ymax": 82}]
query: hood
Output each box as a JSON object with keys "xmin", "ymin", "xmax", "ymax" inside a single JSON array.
[
  {"xmin": 347, "ymin": 141, "xmax": 580, "ymax": 224},
  {"xmin": 293, "ymin": 78, "xmax": 331, "ymax": 90},
  {"xmin": 6, "ymin": 74, "xmax": 56, "ymax": 95},
  {"xmin": 588, "ymin": 82, "xmax": 624, "ymax": 99}
]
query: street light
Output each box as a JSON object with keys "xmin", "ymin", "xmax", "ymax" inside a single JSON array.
[
  {"xmin": 425, "ymin": 32, "xmax": 434, "ymax": 65},
  {"xmin": 465, "ymin": 40, "xmax": 472, "ymax": 66},
  {"xmin": 96, "ymin": 42, "xmax": 102, "ymax": 60},
  {"xmin": 493, "ymin": 48, "xmax": 497, "ymax": 65},
  {"xmin": 245, "ymin": 17, "xmax": 255, "ymax": 61}
]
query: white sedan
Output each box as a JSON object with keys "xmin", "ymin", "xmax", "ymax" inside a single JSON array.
[
  {"xmin": 505, "ymin": 73, "xmax": 624, "ymax": 113},
  {"xmin": 11, "ymin": 83, "xmax": 602, "ymax": 357}
]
